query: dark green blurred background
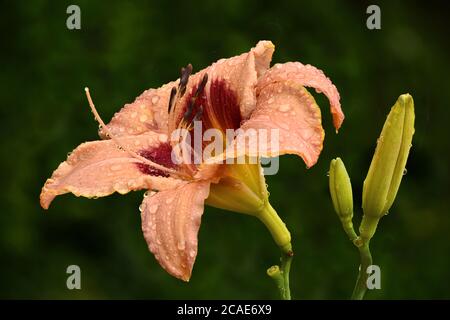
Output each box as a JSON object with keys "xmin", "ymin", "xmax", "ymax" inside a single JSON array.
[{"xmin": 1, "ymin": 0, "xmax": 449, "ymax": 299}]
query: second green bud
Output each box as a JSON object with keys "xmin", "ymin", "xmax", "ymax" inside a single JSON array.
[{"xmin": 329, "ymin": 158, "xmax": 357, "ymax": 240}]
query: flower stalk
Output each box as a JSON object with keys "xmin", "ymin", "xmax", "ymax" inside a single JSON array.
[
  {"xmin": 257, "ymin": 203, "xmax": 291, "ymax": 253},
  {"xmin": 267, "ymin": 246, "xmax": 293, "ymax": 300},
  {"xmin": 351, "ymin": 240, "xmax": 372, "ymax": 300},
  {"xmin": 259, "ymin": 202, "xmax": 293, "ymax": 300}
]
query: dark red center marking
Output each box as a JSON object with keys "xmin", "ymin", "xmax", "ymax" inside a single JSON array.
[
  {"xmin": 179, "ymin": 78, "xmax": 242, "ymax": 132},
  {"xmin": 175, "ymin": 78, "xmax": 242, "ymax": 162},
  {"xmin": 136, "ymin": 143, "xmax": 176, "ymax": 177}
]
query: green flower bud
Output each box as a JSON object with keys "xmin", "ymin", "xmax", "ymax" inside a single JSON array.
[
  {"xmin": 360, "ymin": 94, "xmax": 415, "ymax": 241},
  {"xmin": 329, "ymin": 157, "xmax": 356, "ymax": 240}
]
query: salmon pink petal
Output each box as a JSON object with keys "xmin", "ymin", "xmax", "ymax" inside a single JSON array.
[
  {"xmin": 172, "ymin": 40, "xmax": 275, "ymax": 130},
  {"xmin": 140, "ymin": 181, "xmax": 210, "ymax": 281},
  {"xmin": 206, "ymin": 82, "xmax": 324, "ymax": 168},
  {"xmin": 40, "ymin": 133, "xmax": 183, "ymax": 209},
  {"xmin": 243, "ymin": 82, "xmax": 324, "ymax": 167},
  {"xmin": 99, "ymin": 82, "xmax": 177, "ymax": 138},
  {"xmin": 257, "ymin": 62, "xmax": 344, "ymax": 130},
  {"xmin": 203, "ymin": 40, "xmax": 275, "ymax": 120}
]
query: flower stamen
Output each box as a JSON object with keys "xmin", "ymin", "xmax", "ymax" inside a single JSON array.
[
  {"xmin": 195, "ymin": 73, "xmax": 209, "ymax": 97},
  {"xmin": 179, "ymin": 63, "xmax": 193, "ymax": 97},
  {"xmin": 167, "ymin": 87, "xmax": 177, "ymax": 113},
  {"xmin": 84, "ymin": 87, "xmax": 182, "ymax": 177}
]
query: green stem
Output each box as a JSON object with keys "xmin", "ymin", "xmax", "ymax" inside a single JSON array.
[
  {"xmin": 267, "ymin": 247, "xmax": 293, "ymax": 300},
  {"xmin": 351, "ymin": 241, "xmax": 373, "ymax": 300},
  {"xmin": 257, "ymin": 203, "xmax": 291, "ymax": 251},
  {"xmin": 280, "ymin": 248, "xmax": 293, "ymax": 300},
  {"xmin": 341, "ymin": 218, "xmax": 358, "ymax": 242},
  {"xmin": 259, "ymin": 203, "xmax": 293, "ymax": 300},
  {"xmin": 267, "ymin": 266, "xmax": 284, "ymax": 297}
]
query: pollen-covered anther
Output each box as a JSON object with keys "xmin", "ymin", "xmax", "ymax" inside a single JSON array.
[
  {"xmin": 195, "ymin": 73, "xmax": 209, "ymax": 97},
  {"xmin": 168, "ymin": 87, "xmax": 177, "ymax": 113},
  {"xmin": 182, "ymin": 73, "xmax": 208, "ymax": 125},
  {"xmin": 179, "ymin": 63, "xmax": 193, "ymax": 97},
  {"xmin": 183, "ymin": 97, "xmax": 195, "ymax": 122},
  {"xmin": 192, "ymin": 105, "xmax": 203, "ymax": 122},
  {"xmin": 183, "ymin": 105, "xmax": 204, "ymax": 133}
]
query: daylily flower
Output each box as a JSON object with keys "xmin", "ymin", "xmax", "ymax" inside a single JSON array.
[{"xmin": 40, "ymin": 41, "xmax": 344, "ymax": 281}]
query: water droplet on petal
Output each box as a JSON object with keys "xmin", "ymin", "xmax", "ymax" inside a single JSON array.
[
  {"xmin": 110, "ymin": 164, "xmax": 122, "ymax": 171},
  {"xmin": 138, "ymin": 204, "xmax": 143, "ymax": 212},
  {"xmin": 158, "ymin": 134, "xmax": 168, "ymax": 143},
  {"xmin": 149, "ymin": 204, "xmax": 158, "ymax": 213},
  {"xmin": 177, "ymin": 241, "xmax": 185, "ymax": 251},
  {"xmin": 151, "ymin": 95, "xmax": 160, "ymax": 105},
  {"xmin": 403, "ymin": 168, "xmax": 407, "ymax": 176},
  {"xmin": 116, "ymin": 183, "xmax": 129, "ymax": 194},
  {"xmin": 278, "ymin": 104, "xmax": 290, "ymax": 112},
  {"xmin": 189, "ymin": 250, "xmax": 196, "ymax": 258}
]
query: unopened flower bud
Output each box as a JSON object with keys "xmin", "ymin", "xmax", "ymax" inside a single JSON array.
[
  {"xmin": 329, "ymin": 157, "xmax": 356, "ymax": 240},
  {"xmin": 360, "ymin": 94, "xmax": 415, "ymax": 241}
]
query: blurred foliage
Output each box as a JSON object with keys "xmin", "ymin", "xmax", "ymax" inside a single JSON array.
[{"xmin": 0, "ymin": 0, "xmax": 449, "ymax": 299}]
